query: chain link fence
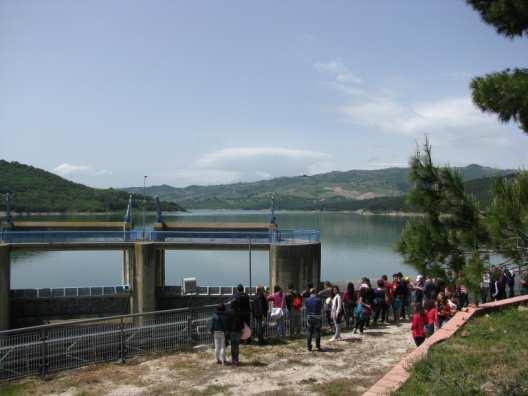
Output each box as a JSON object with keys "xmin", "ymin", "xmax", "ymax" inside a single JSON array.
[{"xmin": 0, "ymin": 303, "xmax": 330, "ymax": 381}]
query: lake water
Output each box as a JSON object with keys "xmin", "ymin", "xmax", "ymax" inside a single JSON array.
[{"xmin": 10, "ymin": 211, "xmax": 415, "ymax": 289}]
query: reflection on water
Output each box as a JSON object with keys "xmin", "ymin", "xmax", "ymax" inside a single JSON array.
[{"xmin": 10, "ymin": 211, "xmax": 415, "ymax": 288}]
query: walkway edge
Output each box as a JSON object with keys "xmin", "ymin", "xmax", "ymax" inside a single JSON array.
[{"xmin": 362, "ymin": 295, "xmax": 528, "ymax": 396}]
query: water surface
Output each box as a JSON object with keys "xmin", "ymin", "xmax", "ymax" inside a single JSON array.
[{"xmin": 10, "ymin": 211, "xmax": 414, "ymax": 288}]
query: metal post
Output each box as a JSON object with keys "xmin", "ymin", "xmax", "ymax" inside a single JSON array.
[
  {"xmin": 39, "ymin": 327, "xmax": 48, "ymax": 378},
  {"xmin": 248, "ymin": 238, "xmax": 252, "ymax": 294},
  {"xmin": 187, "ymin": 309, "xmax": 193, "ymax": 349},
  {"xmin": 143, "ymin": 176, "xmax": 147, "ymax": 240},
  {"xmin": 119, "ymin": 317, "xmax": 126, "ymax": 363}
]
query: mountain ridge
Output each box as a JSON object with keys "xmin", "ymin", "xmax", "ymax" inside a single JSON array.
[
  {"xmin": 0, "ymin": 160, "xmax": 184, "ymax": 213},
  {"xmin": 123, "ymin": 164, "xmax": 515, "ymax": 211}
]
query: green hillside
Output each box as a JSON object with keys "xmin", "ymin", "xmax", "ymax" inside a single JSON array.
[
  {"xmin": 123, "ymin": 164, "xmax": 513, "ymax": 211},
  {"xmin": 0, "ymin": 160, "xmax": 184, "ymax": 213}
]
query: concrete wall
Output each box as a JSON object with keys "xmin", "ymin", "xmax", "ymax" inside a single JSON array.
[
  {"xmin": 129, "ymin": 243, "xmax": 165, "ymax": 314},
  {"xmin": 269, "ymin": 242, "xmax": 321, "ymax": 291},
  {"xmin": 157, "ymin": 294, "xmax": 229, "ymax": 310},
  {"xmin": 0, "ymin": 244, "xmax": 10, "ymax": 330},
  {"xmin": 10, "ymin": 295, "xmax": 129, "ymax": 328}
]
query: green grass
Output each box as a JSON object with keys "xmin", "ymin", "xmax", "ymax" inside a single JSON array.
[
  {"xmin": 0, "ymin": 383, "xmax": 31, "ymax": 396},
  {"xmin": 396, "ymin": 306, "xmax": 528, "ymax": 395}
]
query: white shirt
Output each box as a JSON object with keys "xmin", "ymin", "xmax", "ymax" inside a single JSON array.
[{"xmin": 331, "ymin": 293, "xmax": 342, "ymax": 318}]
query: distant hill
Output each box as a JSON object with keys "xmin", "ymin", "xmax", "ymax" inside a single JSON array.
[
  {"xmin": 0, "ymin": 160, "xmax": 184, "ymax": 213},
  {"xmin": 123, "ymin": 164, "xmax": 514, "ymax": 211}
]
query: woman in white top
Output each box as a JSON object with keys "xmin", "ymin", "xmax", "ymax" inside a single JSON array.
[{"xmin": 330, "ymin": 286, "xmax": 343, "ymax": 341}]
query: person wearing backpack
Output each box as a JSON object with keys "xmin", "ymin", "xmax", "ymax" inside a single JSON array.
[
  {"xmin": 227, "ymin": 298, "xmax": 244, "ymax": 366},
  {"xmin": 290, "ymin": 287, "xmax": 303, "ymax": 335},
  {"xmin": 231, "ymin": 284, "xmax": 252, "ymax": 343},
  {"xmin": 210, "ymin": 303, "xmax": 228, "ymax": 365},
  {"xmin": 372, "ymin": 279, "xmax": 387, "ymax": 324},
  {"xmin": 353, "ymin": 287, "xmax": 371, "ymax": 334}
]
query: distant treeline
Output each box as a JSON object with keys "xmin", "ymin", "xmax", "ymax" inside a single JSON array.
[
  {"xmin": 0, "ymin": 160, "xmax": 184, "ymax": 213},
  {"xmin": 175, "ymin": 173, "xmax": 516, "ymax": 213}
]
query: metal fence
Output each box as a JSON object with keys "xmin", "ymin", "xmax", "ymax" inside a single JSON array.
[
  {"xmin": 0, "ymin": 304, "xmax": 327, "ymax": 381},
  {"xmin": 0, "ymin": 229, "xmax": 320, "ymax": 245}
]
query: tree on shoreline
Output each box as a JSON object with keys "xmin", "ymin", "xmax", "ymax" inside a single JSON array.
[{"xmin": 397, "ymin": 139, "xmax": 527, "ymax": 298}]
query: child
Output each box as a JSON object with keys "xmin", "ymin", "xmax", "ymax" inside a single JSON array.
[
  {"xmin": 423, "ymin": 299, "xmax": 437, "ymax": 336},
  {"xmin": 411, "ymin": 303, "xmax": 428, "ymax": 346},
  {"xmin": 210, "ymin": 303, "xmax": 227, "ymax": 365}
]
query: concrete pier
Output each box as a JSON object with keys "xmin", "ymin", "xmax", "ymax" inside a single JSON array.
[
  {"xmin": 269, "ymin": 242, "xmax": 321, "ymax": 291},
  {"xmin": 0, "ymin": 244, "xmax": 11, "ymax": 330},
  {"xmin": 130, "ymin": 243, "xmax": 158, "ymax": 314},
  {"xmin": 122, "ymin": 248, "xmax": 134, "ymax": 285}
]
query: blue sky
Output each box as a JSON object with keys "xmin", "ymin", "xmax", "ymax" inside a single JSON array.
[{"xmin": 1, "ymin": 1, "xmax": 528, "ymax": 188}]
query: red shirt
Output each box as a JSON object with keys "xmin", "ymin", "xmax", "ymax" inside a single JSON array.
[
  {"xmin": 426, "ymin": 307, "xmax": 437, "ymax": 325},
  {"xmin": 411, "ymin": 312, "xmax": 428, "ymax": 338}
]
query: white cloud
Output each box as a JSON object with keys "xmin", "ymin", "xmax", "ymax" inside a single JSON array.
[
  {"xmin": 158, "ymin": 147, "xmax": 333, "ymax": 186},
  {"xmin": 195, "ymin": 147, "xmax": 327, "ymax": 168},
  {"xmin": 338, "ymin": 95, "xmax": 504, "ymax": 144},
  {"xmin": 54, "ymin": 163, "xmax": 112, "ymax": 177},
  {"xmin": 313, "ymin": 60, "xmax": 362, "ymax": 86},
  {"xmin": 313, "ymin": 59, "xmax": 513, "ymax": 145}
]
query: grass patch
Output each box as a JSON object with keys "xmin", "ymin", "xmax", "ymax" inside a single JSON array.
[
  {"xmin": 247, "ymin": 359, "xmax": 268, "ymax": 367},
  {"xmin": 396, "ymin": 306, "xmax": 528, "ymax": 395},
  {"xmin": 189, "ymin": 384, "xmax": 233, "ymax": 395},
  {"xmin": 312, "ymin": 378, "xmax": 363, "ymax": 396},
  {"xmin": 0, "ymin": 383, "xmax": 32, "ymax": 396}
]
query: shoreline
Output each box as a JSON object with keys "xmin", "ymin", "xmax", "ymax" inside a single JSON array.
[{"xmin": 0, "ymin": 209, "xmax": 423, "ymax": 218}]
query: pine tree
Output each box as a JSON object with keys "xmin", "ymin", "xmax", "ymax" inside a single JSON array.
[{"xmin": 466, "ymin": 0, "xmax": 528, "ymax": 133}]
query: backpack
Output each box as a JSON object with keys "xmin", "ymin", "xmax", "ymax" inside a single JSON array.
[{"xmin": 292, "ymin": 295, "xmax": 303, "ymax": 310}]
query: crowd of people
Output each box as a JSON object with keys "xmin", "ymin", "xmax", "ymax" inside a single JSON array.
[{"xmin": 209, "ymin": 266, "xmax": 528, "ymax": 365}]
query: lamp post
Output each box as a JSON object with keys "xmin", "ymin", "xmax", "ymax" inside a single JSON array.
[
  {"xmin": 143, "ymin": 175, "xmax": 147, "ymax": 240},
  {"xmin": 248, "ymin": 238, "xmax": 252, "ymax": 294}
]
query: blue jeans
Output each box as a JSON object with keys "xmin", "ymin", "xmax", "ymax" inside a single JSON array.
[
  {"xmin": 230, "ymin": 332, "xmax": 241, "ymax": 363},
  {"xmin": 255, "ymin": 318, "xmax": 264, "ymax": 344},
  {"xmin": 306, "ymin": 317, "xmax": 321, "ymax": 350}
]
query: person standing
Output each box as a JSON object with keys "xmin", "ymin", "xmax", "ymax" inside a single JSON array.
[
  {"xmin": 343, "ymin": 282, "xmax": 356, "ymax": 329},
  {"xmin": 252, "ymin": 285, "xmax": 268, "ymax": 345},
  {"xmin": 480, "ymin": 271, "xmax": 491, "ymax": 303},
  {"xmin": 268, "ymin": 285, "xmax": 286, "ymax": 336},
  {"xmin": 504, "ymin": 268, "xmax": 515, "ymax": 298},
  {"xmin": 521, "ymin": 270, "xmax": 528, "ymax": 295},
  {"xmin": 372, "ymin": 279, "xmax": 387, "ymax": 324},
  {"xmin": 210, "ymin": 303, "xmax": 228, "ymax": 365},
  {"xmin": 330, "ymin": 286, "xmax": 343, "ymax": 341},
  {"xmin": 305, "ymin": 288, "xmax": 322, "ymax": 351},
  {"xmin": 231, "ymin": 284, "xmax": 251, "ymax": 343},
  {"xmin": 227, "ymin": 297, "xmax": 244, "ymax": 366},
  {"xmin": 413, "ymin": 275, "xmax": 425, "ymax": 306},
  {"xmin": 411, "ymin": 303, "xmax": 428, "ymax": 347}
]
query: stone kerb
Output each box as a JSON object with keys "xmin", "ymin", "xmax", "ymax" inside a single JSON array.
[{"xmin": 363, "ymin": 294, "xmax": 528, "ymax": 396}]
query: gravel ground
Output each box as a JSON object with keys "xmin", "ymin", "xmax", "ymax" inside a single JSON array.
[{"xmin": 4, "ymin": 321, "xmax": 414, "ymax": 396}]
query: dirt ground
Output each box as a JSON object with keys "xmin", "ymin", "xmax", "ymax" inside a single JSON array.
[{"xmin": 5, "ymin": 321, "xmax": 414, "ymax": 396}]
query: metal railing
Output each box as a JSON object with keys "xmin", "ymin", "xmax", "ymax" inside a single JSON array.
[
  {"xmin": 0, "ymin": 229, "xmax": 320, "ymax": 245},
  {"xmin": 10, "ymin": 286, "xmax": 130, "ymax": 299},
  {"xmin": 0, "ymin": 303, "xmax": 327, "ymax": 381},
  {"xmin": 10, "ymin": 285, "xmax": 260, "ymax": 299}
]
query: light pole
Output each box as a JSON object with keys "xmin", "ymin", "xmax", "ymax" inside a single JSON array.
[
  {"xmin": 143, "ymin": 175, "xmax": 147, "ymax": 240},
  {"xmin": 248, "ymin": 238, "xmax": 252, "ymax": 294}
]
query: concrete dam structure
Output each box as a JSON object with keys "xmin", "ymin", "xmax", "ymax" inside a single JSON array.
[{"xmin": 0, "ymin": 220, "xmax": 321, "ymax": 330}]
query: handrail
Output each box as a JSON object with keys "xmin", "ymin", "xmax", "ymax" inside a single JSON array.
[
  {"xmin": 0, "ymin": 304, "xmax": 217, "ymax": 336},
  {"xmin": 0, "ymin": 229, "xmax": 321, "ymax": 244}
]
